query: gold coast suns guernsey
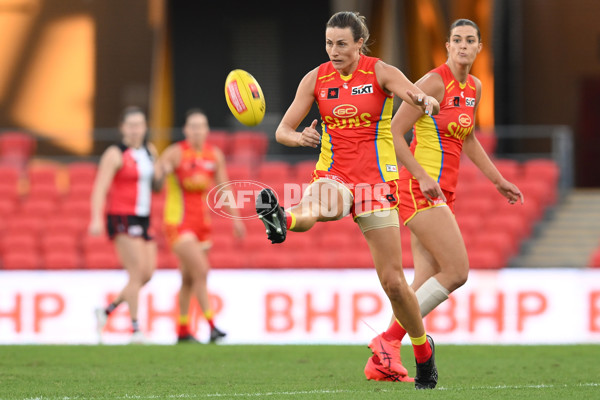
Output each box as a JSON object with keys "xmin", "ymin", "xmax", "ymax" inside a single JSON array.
[
  {"xmin": 164, "ymin": 141, "xmax": 216, "ymax": 226},
  {"xmin": 314, "ymin": 54, "xmax": 398, "ymax": 184},
  {"xmin": 399, "ymin": 63, "xmax": 477, "ymax": 192}
]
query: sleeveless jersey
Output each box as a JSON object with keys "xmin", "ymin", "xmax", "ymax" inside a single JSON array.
[
  {"xmin": 313, "ymin": 54, "xmax": 398, "ymax": 184},
  {"xmin": 164, "ymin": 140, "xmax": 217, "ymax": 226},
  {"xmin": 106, "ymin": 143, "xmax": 154, "ymax": 216},
  {"xmin": 399, "ymin": 63, "xmax": 477, "ymax": 192}
]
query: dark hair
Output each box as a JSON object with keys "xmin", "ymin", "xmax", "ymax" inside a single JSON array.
[
  {"xmin": 448, "ymin": 19, "xmax": 481, "ymax": 42},
  {"xmin": 185, "ymin": 108, "xmax": 207, "ymax": 123},
  {"xmin": 119, "ymin": 106, "xmax": 146, "ymax": 124},
  {"xmin": 326, "ymin": 11, "xmax": 371, "ymax": 54}
]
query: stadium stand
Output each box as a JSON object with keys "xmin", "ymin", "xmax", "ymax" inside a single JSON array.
[{"xmin": 0, "ymin": 127, "xmax": 564, "ymax": 271}]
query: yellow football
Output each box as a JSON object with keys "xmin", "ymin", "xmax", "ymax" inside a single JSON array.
[{"xmin": 224, "ymin": 69, "xmax": 266, "ymax": 126}]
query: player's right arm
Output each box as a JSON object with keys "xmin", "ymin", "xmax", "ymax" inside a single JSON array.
[
  {"xmin": 89, "ymin": 146, "xmax": 122, "ymax": 235},
  {"xmin": 154, "ymin": 143, "xmax": 181, "ymax": 191},
  {"xmin": 275, "ymin": 68, "xmax": 320, "ymax": 148},
  {"xmin": 391, "ymin": 72, "xmax": 446, "ymax": 202}
]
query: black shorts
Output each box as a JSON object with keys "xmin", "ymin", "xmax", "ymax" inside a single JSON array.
[{"xmin": 106, "ymin": 214, "xmax": 152, "ymax": 241}]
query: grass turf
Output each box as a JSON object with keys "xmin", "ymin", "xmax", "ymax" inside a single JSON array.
[{"xmin": 0, "ymin": 344, "xmax": 598, "ymax": 399}]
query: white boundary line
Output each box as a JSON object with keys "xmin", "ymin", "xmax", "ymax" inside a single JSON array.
[{"xmin": 10, "ymin": 383, "xmax": 600, "ymax": 400}]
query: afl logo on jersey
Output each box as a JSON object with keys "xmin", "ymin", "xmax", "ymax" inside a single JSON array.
[
  {"xmin": 333, "ymin": 104, "xmax": 358, "ymax": 118},
  {"xmin": 458, "ymin": 113, "xmax": 472, "ymax": 127}
]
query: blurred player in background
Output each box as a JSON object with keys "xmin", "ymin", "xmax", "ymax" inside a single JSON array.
[
  {"xmin": 90, "ymin": 106, "xmax": 162, "ymax": 344},
  {"xmin": 255, "ymin": 11, "xmax": 444, "ymax": 389},
  {"xmin": 368, "ymin": 19, "xmax": 524, "ymax": 377},
  {"xmin": 159, "ymin": 109, "xmax": 245, "ymax": 344}
]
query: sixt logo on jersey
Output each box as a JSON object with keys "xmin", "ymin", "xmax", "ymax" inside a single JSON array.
[{"xmin": 351, "ymin": 84, "xmax": 373, "ymax": 95}]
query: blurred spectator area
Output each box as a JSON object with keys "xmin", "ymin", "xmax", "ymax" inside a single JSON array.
[{"xmin": 0, "ymin": 127, "xmax": 574, "ymax": 271}]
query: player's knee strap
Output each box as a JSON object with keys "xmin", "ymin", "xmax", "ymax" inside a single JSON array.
[{"xmin": 356, "ymin": 208, "xmax": 400, "ymax": 233}]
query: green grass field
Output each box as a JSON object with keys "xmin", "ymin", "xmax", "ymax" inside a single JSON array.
[{"xmin": 0, "ymin": 344, "xmax": 598, "ymax": 400}]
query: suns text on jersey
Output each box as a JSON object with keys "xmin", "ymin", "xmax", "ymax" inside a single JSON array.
[
  {"xmin": 323, "ymin": 113, "xmax": 372, "ymax": 129},
  {"xmin": 446, "ymin": 122, "xmax": 474, "ymax": 140}
]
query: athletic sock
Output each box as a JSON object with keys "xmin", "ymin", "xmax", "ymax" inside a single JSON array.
[
  {"xmin": 285, "ymin": 211, "xmax": 296, "ymax": 230},
  {"xmin": 131, "ymin": 319, "xmax": 139, "ymax": 333},
  {"xmin": 204, "ymin": 310, "xmax": 216, "ymax": 330},
  {"xmin": 410, "ymin": 333, "xmax": 432, "ymax": 363},
  {"xmin": 382, "ymin": 319, "xmax": 407, "ymax": 342},
  {"xmin": 178, "ymin": 315, "xmax": 190, "ymax": 337}
]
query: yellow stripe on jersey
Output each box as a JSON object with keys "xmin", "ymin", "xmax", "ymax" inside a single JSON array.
[
  {"xmin": 357, "ymin": 69, "xmax": 374, "ymax": 75},
  {"xmin": 318, "ymin": 71, "xmax": 337, "ymax": 81},
  {"xmin": 315, "ymin": 123, "xmax": 334, "ymax": 172},
  {"xmin": 164, "ymin": 174, "xmax": 184, "ymax": 225},
  {"xmin": 374, "ymin": 97, "xmax": 399, "ymax": 181},
  {"xmin": 446, "ymin": 80, "xmax": 455, "ymax": 91},
  {"xmin": 413, "ymin": 116, "xmax": 444, "ymax": 182}
]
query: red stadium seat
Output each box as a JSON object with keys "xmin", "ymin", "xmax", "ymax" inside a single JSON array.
[
  {"xmin": 0, "ymin": 182, "xmax": 19, "ymax": 203},
  {"xmin": 250, "ymin": 251, "xmax": 292, "ymax": 269},
  {"xmin": 257, "ymin": 161, "xmax": 292, "ymax": 185},
  {"xmin": 473, "ymin": 231, "xmax": 517, "ymax": 260},
  {"xmin": 4, "ymin": 216, "xmax": 43, "ymax": 236},
  {"xmin": 326, "ymin": 249, "xmax": 373, "ymax": 268},
  {"xmin": 27, "ymin": 182, "xmax": 61, "ymax": 203},
  {"xmin": 27, "ymin": 163, "xmax": 60, "ymax": 188},
  {"xmin": 82, "ymin": 235, "xmax": 114, "ymax": 254},
  {"xmin": 0, "ymin": 164, "xmax": 21, "ymax": 187},
  {"xmin": 0, "ymin": 198, "xmax": 17, "ymax": 218},
  {"xmin": 293, "ymin": 160, "xmax": 317, "ymax": 184},
  {"xmin": 66, "ymin": 162, "xmax": 97, "ymax": 186},
  {"xmin": 468, "ymin": 248, "xmax": 504, "ymax": 269},
  {"xmin": 59, "ymin": 199, "xmax": 90, "ymax": 219},
  {"xmin": 43, "ymin": 250, "xmax": 81, "ymax": 270},
  {"xmin": 19, "ymin": 198, "xmax": 58, "ymax": 219},
  {"xmin": 226, "ymin": 163, "xmax": 253, "ymax": 180},
  {"xmin": 206, "ymin": 130, "xmax": 231, "ymax": 155},
  {"xmin": 40, "ymin": 234, "xmax": 78, "ymax": 254},
  {"xmin": 1, "ymin": 251, "xmax": 40, "ymax": 270},
  {"xmin": 229, "ymin": 131, "xmax": 269, "ymax": 164},
  {"xmin": 523, "ymin": 159, "xmax": 560, "ymax": 188},
  {"xmin": 84, "ymin": 251, "xmax": 120, "ymax": 269},
  {"xmin": 157, "ymin": 251, "xmax": 179, "ymax": 269},
  {"xmin": 209, "ymin": 251, "xmax": 247, "ymax": 269},
  {"xmin": 1, "ymin": 233, "xmax": 37, "ymax": 254},
  {"xmin": 0, "ymin": 131, "xmax": 36, "ymax": 167},
  {"xmin": 492, "ymin": 159, "xmax": 521, "ymax": 182}
]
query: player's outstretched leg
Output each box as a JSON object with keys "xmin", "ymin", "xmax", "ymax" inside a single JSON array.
[
  {"xmin": 256, "ymin": 188, "xmax": 287, "ymax": 243},
  {"xmin": 414, "ymin": 335, "xmax": 438, "ymax": 389}
]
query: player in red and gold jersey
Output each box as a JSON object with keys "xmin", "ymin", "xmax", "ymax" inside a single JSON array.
[
  {"xmin": 370, "ymin": 19, "xmax": 524, "ymax": 377},
  {"xmin": 255, "ymin": 11, "xmax": 445, "ymax": 389},
  {"xmin": 160, "ymin": 109, "xmax": 245, "ymax": 344},
  {"xmin": 90, "ymin": 106, "xmax": 162, "ymax": 344}
]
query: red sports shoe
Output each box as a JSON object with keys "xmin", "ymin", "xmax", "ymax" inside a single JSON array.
[
  {"xmin": 368, "ymin": 333, "xmax": 409, "ymax": 376},
  {"xmin": 364, "ymin": 355, "xmax": 413, "ymax": 382}
]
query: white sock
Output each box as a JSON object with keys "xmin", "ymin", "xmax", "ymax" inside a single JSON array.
[{"xmin": 415, "ymin": 277, "xmax": 450, "ymax": 317}]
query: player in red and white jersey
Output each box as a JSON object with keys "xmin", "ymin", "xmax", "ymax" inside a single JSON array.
[
  {"xmin": 159, "ymin": 109, "xmax": 245, "ymax": 344},
  {"xmin": 369, "ymin": 19, "xmax": 524, "ymax": 377},
  {"xmin": 89, "ymin": 106, "xmax": 162, "ymax": 343},
  {"xmin": 255, "ymin": 11, "xmax": 445, "ymax": 389}
]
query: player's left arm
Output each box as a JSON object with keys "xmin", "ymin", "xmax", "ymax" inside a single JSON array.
[
  {"xmin": 213, "ymin": 147, "xmax": 245, "ymax": 238},
  {"xmin": 375, "ymin": 60, "xmax": 439, "ymax": 116},
  {"xmin": 463, "ymin": 77, "xmax": 524, "ymax": 205}
]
